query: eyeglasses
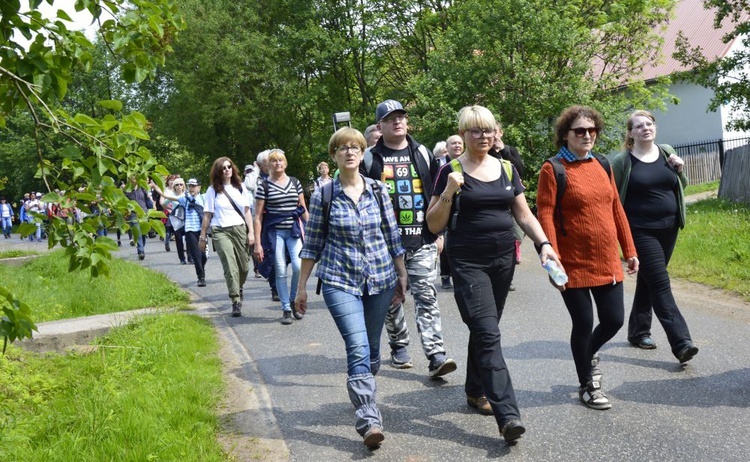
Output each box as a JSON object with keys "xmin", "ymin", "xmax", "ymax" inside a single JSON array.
[
  {"xmin": 382, "ymin": 114, "xmax": 406, "ymax": 123},
  {"xmin": 174, "ymin": 183, "xmax": 185, "ymax": 187},
  {"xmin": 468, "ymin": 128, "xmax": 496, "ymax": 139},
  {"xmin": 336, "ymin": 145, "xmax": 362, "ymax": 154},
  {"xmin": 570, "ymin": 127, "xmax": 599, "ymax": 137},
  {"xmin": 222, "ymin": 164, "xmax": 233, "ymax": 171}
]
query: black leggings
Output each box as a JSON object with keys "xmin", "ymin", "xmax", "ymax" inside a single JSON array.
[
  {"xmin": 561, "ymin": 283, "xmax": 624, "ymax": 387},
  {"xmin": 628, "ymin": 226, "xmax": 693, "ymax": 356}
]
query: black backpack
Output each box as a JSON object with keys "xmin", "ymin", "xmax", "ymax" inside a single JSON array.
[
  {"xmin": 545, "ymin": 153, "xmax": 611, "ymax": 237},
  {"xmin": 316, "ymin": 178, "xmax": 387, "ymax": 294}
]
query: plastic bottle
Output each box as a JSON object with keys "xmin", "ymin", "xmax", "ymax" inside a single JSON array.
[{"xmin": 542, "ymin": 260, "xmax": 568, "ymax": 286}]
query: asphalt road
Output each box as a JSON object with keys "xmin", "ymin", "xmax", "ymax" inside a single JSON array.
[{"xmin": 101, "ymin": 229, "xmax": 748, "ymax": 462}]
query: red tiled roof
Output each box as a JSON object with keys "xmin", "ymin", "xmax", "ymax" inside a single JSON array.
[{"xmin": 640, "ymin": 0, "xmax": 747, "ymax": 81}]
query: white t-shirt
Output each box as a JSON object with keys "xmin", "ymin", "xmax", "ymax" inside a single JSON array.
[{"xmin": 204, "ymin": 184, "xmax": 250, "ymax": 228}]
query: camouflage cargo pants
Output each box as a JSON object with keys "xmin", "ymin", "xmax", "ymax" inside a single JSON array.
[{"xmin": 385, "ymin": 243, "xmax": 446, "ymax": 358}]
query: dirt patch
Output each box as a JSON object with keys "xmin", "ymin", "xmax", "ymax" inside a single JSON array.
[{"xmin": 215, "ymin": 332, "xmax": 289, "ymax": 462}]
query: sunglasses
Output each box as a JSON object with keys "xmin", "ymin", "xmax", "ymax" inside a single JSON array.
[
  {"xmin": 222, "ymin": 165, "xmax": 233, "ymax": 171},
  {"xmin": 570, "ymin": 127, "xmax": 599, "ymax": 137}
]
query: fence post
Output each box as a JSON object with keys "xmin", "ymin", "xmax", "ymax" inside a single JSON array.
[{"xmin": 719, "ymin": 139, "xmax": 725, "ymax": 171}]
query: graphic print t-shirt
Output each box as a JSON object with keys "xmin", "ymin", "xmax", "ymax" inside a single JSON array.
[{"xmin": 380, "ymin": 145, "xmax": 425, "ymax": 251}]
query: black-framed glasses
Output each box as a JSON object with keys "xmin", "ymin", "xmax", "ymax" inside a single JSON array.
[
  {"xmin": 570, "ymin": 127, "xmax": 599, "ymax": 137},
  {"xmin": 336, "ymin": 145, "xmax": 362, "ymax": 154},
  {"xmin": 222, "ymin": 164, "xmax": 233, "ymax": 171},
  {"xmin": 468, "ymin": 128, "xmax": 496, "ymax": 139}
]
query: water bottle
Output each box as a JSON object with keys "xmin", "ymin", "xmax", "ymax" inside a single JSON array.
[{"xmin": 543, "ymin": 260, "xmax": 568, "ymax": 286}]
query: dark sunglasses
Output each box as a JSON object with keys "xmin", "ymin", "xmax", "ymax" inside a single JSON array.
[
  {"xmin": 570, "ymin": 127, "xmax": 599, "ymax": 137},
  {"xmin": 222, "ymin": 164, "xmax": 233, "ymax": 171}
]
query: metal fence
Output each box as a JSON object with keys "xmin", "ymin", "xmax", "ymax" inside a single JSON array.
[
  {"xmin": 671, "ymin": 137, "xmax": 750, "ymax": 203},
  {"xmin": 672, "ymin": 137, "xmax": 750, "ymax": 185}
]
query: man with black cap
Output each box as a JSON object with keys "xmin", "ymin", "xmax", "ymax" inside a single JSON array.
[{"xmin": 361, "ymin": 99, "xmax": 457, "ymax": 378}]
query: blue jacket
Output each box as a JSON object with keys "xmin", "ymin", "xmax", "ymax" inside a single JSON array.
[{"xmin": 257, "ymin": 205, "xmax": 306, "ymax": 278}]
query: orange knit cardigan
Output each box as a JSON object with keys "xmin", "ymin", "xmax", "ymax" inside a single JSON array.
[{"xmin": 537, "ymin": 158, "xmax": 637, "ymax": 289}]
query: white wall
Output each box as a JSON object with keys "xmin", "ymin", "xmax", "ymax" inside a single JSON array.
[{"xmin": 651, "ymin": 81, "xmax": 725, "ymax": 146}]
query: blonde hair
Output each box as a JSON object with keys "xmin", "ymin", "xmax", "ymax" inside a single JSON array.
[
  {"xmin": 458, "ymin": 105, "xmax": 496, "ymax": 133},
  {"xmin": 268, "ymin": 149, "xmax": 287, "ymax": 165}
]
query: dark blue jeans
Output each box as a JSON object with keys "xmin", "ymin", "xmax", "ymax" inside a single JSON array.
[
  {"xmin": 561, "ymin": 283, "xmax": 624, "ymax": 387},
  {"xmin": 627, "ymin": 226, "xmax": 693, "ymax": 356}
]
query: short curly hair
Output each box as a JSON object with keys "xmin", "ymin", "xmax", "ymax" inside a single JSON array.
[{"xmin": 554, "ymin": 105, "xmax": 603, "ymax": 149}]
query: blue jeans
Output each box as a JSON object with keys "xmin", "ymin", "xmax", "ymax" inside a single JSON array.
[
  {"xmin": 323, "ymin": 284, "xmax": 394, "ymax": 376},
  {"xmin": 1, "ymin": 217, "xmax": 11, "ymax": 235},
  {"xmin": 130, "ymin": 218, "xmax": 146, "ymax": 254},
  {"xmin": 274, "ymin": 229, "xmax": 302, "ymax": 311}
]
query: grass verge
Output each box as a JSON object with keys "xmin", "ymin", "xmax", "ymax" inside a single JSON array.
[
  {"xmin": 0, "ymin": 250, "xmax": 38, "ymax": 259},
  {"xmin": 0, "ymin": 249, "xmax": 189, "ymax": 322},
  {"xmin": 0, "ymin": 313, "xmax": 226, "ymax": 461},
  {"xmin": 671, "ymin": 198, "xmax": 750, "ymax": 301},
  {"xmin": 684, "ymin": 180, "xmax": 719, "ymax": 196}
]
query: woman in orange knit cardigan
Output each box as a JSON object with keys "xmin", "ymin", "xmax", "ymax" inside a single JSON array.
[{"xmin": 537, "ymin": 105, "xmax": 639, "ymax": 411}]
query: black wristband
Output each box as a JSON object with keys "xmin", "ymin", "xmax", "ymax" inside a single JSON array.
[{"xmin": 535, "ymin": 240, "xmax": 552, "ymax": 253}]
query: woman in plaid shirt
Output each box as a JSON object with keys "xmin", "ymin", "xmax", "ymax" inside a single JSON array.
[{"xmin": 296, "ymin": 127, "xmax": 407, "ymax": 449}]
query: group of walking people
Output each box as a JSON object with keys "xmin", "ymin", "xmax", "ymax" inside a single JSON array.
[{"xmin": 144, "ymin": 99, "xmax": 698, "ymax": 450}]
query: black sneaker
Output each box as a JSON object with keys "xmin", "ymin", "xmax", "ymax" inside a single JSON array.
[
  {"xmin": 677, "ymin": 344, "xmax": 699, "ymax": 363},
  {"xmin": 271, "ymin": 288, "xmax": 280, "ymax": 302},
  {"xmin": 291, "ymin": 301, "xmax": 304, "ymax": 320},
  {"xmin": 281, "ymin": 311, "xmax": 293, "ymax": 325},
  {"xmin": 130, "ymin": 239, "xmax": 135, "ymax": 246},
  {"xmin": 117, "ymin": 240, "xmax": 122, "ymax": 247},
  {"xmin": 441, "ymin": 276, "xmax": 452, "ymax": 289},
  {"xmin": 390, "ymin": 346, "xmax": 413, "ymax": 369},
  {"xmin": 138, "ymin": 252, "xmax": 145, "ymax": 260},
  {"xmin": 579, "ymin": 380, "xmax": 611, "ymax": 410},
  {"xmin": 197, "ymin": 279, "xmax": 206, "ymax": 287},
  {"xmin": 590, "ymin": 353, "xmax": 602, "ymax": 382},
  {"xmin": 165, "ymin": 242, "xmax": 170, "ymax": 252},
  {"xmin": 500, "ymin": 419, "xmax": 525, "ymax": 443},
  {"xmin": 428, "ymin": 354, "xmax": 457, "ymax": 378},
  {"xmin": 231, "ymin": 301, "xmax": 241, "ymax": 317}
]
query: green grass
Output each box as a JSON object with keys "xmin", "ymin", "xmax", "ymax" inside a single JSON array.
[
  {"xmin": 0, "ymin": 249, "xmax": 189, "ymax": 322},
  {"xmin": 0, "ymin": 249, "xmax": 38, "ymax": 259},
  {"xmin": 0, "ymin": 314, "xmax": 227, "ymax": 462},
  {"xmin": 684, "ymin": 180, "xmax": 719, "ymax": 196},
  {"xmin": 671, "ymin": 198, "xmax": 750, "ymax": 301}
]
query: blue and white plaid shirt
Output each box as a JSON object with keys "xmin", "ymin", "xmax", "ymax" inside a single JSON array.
[{"xmin": 300, "ymin": 177, "xmax": 405, "ymax": 296}]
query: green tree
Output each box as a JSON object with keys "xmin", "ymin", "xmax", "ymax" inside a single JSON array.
[
  {"xmin": 0, "ymin": 0, "xmax": 184, "ymax": 348},
  {"xmin": 406, "ymin": 0, "xmax": 676, "ymax": 173},
  {"xmin": 675, "ymin": 0, "xmax": 750, "ymax": 131}
]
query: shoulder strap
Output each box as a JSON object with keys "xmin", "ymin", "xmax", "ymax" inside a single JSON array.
[
  {"xmin": 448, "ymin": 159, "xmax": 462, "ymax": 231},
  {"xmin": 592, "ymin": 153, "xmax": 612, "ymax": 179},
  {"xmin": 500, "ymin": 159, "xmax": 514, "ymax": 182},
  {"xmin": 319, "ymin": 181, "xmax": 335, "ymax": 244},
  {"xmin": 547, "ymin": 157, "xmax": 568, "ymax": 237},
  {"xmin": 363, "ymin": 148, "xmax": 373, "ymax": 174},
  {"xmin": 417, "ymin": 144, "xmax": 431, "ymax": 167}
]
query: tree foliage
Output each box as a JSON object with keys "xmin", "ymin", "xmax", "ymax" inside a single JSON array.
[
  {"xmin": 0, "ymin": 0, "xmax": 184, "ymax": 346},
  {"xmin": 144, "ymin": 0, "xmax": 675, "ymax": 191},
  {"xmin": 675, "ymin": 0, "xmax": 750, "ymax": 131}
]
